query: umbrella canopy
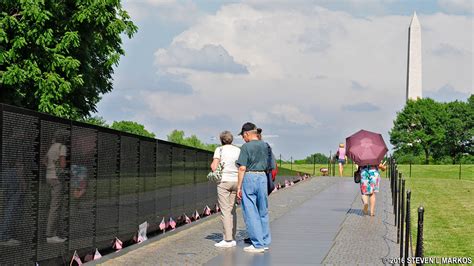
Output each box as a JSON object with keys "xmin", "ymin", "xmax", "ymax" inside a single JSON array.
[{"xmin": 346, "ymin": 129, "xmax": 388, "ymax": 166}]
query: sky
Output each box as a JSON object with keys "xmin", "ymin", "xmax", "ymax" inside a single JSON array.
[{"xmin": 96, "ymin": 0, "xmax": 473, "ymax": 159}]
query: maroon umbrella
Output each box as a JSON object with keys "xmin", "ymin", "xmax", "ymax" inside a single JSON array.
[{"xmin": 346, "ymin": 129, "xmax": 388, "ymax": 166}]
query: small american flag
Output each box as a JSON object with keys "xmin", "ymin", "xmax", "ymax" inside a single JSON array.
[
  {"xmin": 93, "ymin": 248, "xmax": 102, "ymax": 260},
  {"xmin": 169, "ymin": 217, "xmax": 176, "ymax": 229},
  {"xmin": 69, "ymin": 250, "xmax": 82, "ymax": 266},
  {"xmin": 113, "ymin": 237, "xmax": 123, "ymax": 251},
  {"xmin": 184, "ymin": 213, "xmax": 192, "ymax": 224},
  {"xmin": 203, "ymin": 205, "xmax": 211, "ymax": 216},
  {"xmin": 214, "ymin": 203, "xmax": 220, "ymax": 213},
  {"xmin": 159, "ymin": 217, "xmax": 167, "ymax": 231},
  {"xmin": 193, "ymin": 210, "xmax": 200, "ymax": 221}
]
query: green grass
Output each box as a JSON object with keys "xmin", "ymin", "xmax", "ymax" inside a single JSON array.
[
  {"xmin": 278, "ymin": 166, "xmax": 309, "ymax": 176},
  {"xmin": 280, "ymin": 163, "xmax": 359, "ymax": 177},
  {"xmin": 397, "ymin": 164, "xmax": 473, "ymax": 181},
  {"xmin": 403, "ymin": 177, "xmax": 474, "ymax": 258}
]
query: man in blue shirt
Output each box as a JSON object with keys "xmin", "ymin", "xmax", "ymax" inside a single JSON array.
[{"xmin": 236, "ymin": 122, "xmax": 271, "ymax": 253}]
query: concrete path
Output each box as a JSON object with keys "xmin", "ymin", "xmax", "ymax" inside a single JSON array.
[{"xmin": 92, "ymin": 176, "xmax": 397, "ymax": 266}]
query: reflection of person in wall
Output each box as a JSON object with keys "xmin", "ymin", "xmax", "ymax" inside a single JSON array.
[
  {"xmin": 0, "ymin": 136, "xmax": 26, "ymax": 246},
  {"xmin": 70, "ymin": 133, "xmax": 93, "ymax": 202},
  {"xmin": 45, "ymin": 130, "xmax": 68, "ymax": 244}
]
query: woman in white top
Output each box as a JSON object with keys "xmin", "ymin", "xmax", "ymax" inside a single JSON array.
[{"xmin": 210, "ymin": 131, "xmax": 240, "ymax": 248}]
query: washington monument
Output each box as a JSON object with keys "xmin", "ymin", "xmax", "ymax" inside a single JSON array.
[{"xmin": 406, "ymin": 12, "xmax": 422, "ymax": 101}]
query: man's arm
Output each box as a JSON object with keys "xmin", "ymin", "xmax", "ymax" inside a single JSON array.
[{"xmin": 237, "ymin": 165, "xmax": 246, "ymax": 199}]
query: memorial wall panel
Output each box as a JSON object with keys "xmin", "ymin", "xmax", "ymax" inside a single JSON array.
[
  {"xmin": 195, "ymin": 151, "xmax": 209, "ymax": 212},
  {"xmin": 170, "ymin": 147, "xmax": 185, "ymax": 219},
  {"xmin": 69, "ymin": 126, "xmax": 97, "ymax": 251},
  {"xmin": 138, "ymin": 140, "xmax": 156, "ymax": 225},
  {"xmin": 156, "ymin": 142, "xmax": 172, "ymax": 220},
  {"xmin": 183, "ymin": 149, "xmax": 196, "ymax": 216},
  {"xmin": 96, "ymin": 132, "xmax": 120, "ymax": 247},
  {"xmin": 0, "ymin": 110, "xmax": 39, "ymax": 265},
  {"xmin": 118, "ymin": 136, "xmax": 139, "ymax": 240},
  {"xmin": 37, "ymin": 119, "xmax": 70, "ymax": 262}
]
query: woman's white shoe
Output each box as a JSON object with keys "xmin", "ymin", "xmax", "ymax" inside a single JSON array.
[{"xmin": 214, "ymin": 240, "xmax": 236, "ymax": 248}]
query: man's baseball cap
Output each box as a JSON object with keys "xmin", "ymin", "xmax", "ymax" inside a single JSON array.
[{"xmin": 238, "ymin": 122, "xmax": 257, "ymax": 135}]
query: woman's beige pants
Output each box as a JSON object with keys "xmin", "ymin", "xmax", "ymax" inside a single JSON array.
[{"xmin": 217, "ymin": 181, "xmax": 238, "ymax": 241}]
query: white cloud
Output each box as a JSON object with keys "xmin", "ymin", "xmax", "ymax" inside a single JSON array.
[
  {"xmin": 155, "ymin": 42, "xmax": 248, "ymax": 73},
  {"xmin": 438, "ymin": 0, "xmax": 473, "ymax": 15},
  {"xmin": 425, "ymin": 84, "xmax": 470, "ymax": 102},
  {"xmin": 342, "ymin": 102, "xmax": 380, "ymax": 112},
  {"xmin": 252, "ymin": 104, "xmax": 319, "ymax": 127}
]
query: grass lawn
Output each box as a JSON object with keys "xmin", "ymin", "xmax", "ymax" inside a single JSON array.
[
  {"xmin": 397, "ymin": 164, "xmax": 473, "ymax": 181},
  {"xmin": 396, "ymin": 165, "xmax": 474, "ymax": 258},
  {"xmin": 280, "ymin": 162, "xmax": 360, "ymax": 177},
  {"xmin": 282, "ymin": 163, "xmax": 474, "ymax": 258},
  {"xmin": 403, "ymin": 176, "xmax": 474, "ymax": 258}
]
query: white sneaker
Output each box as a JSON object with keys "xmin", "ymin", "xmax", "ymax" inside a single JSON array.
[
  {"xmin": 243, "ymin": 245, "xmax": 265, "ymax": 253},
  {"xmin": 214, "ymin": 240, "xmax": 236, "ymax": 248},
  {"xmin": 47, "ymin": 236, "xmax": 67, "ymax": 243},
  {"xmin": 0, "ymin": 239, "xmax": 20, "ymax": 246},
  {"xmin": 264, "ymin": 247, "xmax": 269, "ymax": 250}
]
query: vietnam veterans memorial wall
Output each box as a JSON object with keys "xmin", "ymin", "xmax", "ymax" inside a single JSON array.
[{"xmin": 0, "ymin": 104, "xmax": 214, "ymax": 265}]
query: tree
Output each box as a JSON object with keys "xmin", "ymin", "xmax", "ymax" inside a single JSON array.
[
  {"xmin": 390, "ymin": 98, "xmax": 447, "ymax": 164},
  {"xmin": 296, "ymin": 153, "xmax": 330, "ymax": 164},
  {"xmin": 167, "ymin": 129, "xmax": 217, "ymax": 152},
  {"xmin": 443, "ymin": 99, "xmax": 473, "ymax": 163},
  {"xmin": 0, "ymin": 0, "xmax": 137, "ymax": 119},
  {"xmin": 184, "ymin": 134, "xmax": 204, "ymax": 149},
  {"xmin": 167, "ymin": 130, "xmax": 186, "ymax": 144},
  {"xmin": 110, "ymin": 121, "xmax": 155, "ymax": 138},
  {"xmin": 80, "ymin": 116, "xmax": 108, "ymax": 127}
]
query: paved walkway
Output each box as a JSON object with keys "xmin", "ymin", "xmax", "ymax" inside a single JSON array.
[{"xmin": 91, "ymin": 176, "xmax": 397, "ymax": 265}]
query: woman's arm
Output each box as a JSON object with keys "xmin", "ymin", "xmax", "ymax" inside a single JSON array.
[{"xmin": 210, "ymin": 158, "xmax": 220, "ymax": 172}]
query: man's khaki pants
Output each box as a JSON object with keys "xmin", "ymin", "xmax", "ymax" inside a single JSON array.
[{"xmin": 217, "ymin": 181, "xmax": 238, "ymax": 241}]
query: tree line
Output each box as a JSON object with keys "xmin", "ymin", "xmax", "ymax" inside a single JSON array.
[
  {"xmin": 81, "ymin": 117, "xmax": 217, "ymax": 152},
  {"xmin": 389, "ymin": 95, "xmax": 473, "ymax": 164}
]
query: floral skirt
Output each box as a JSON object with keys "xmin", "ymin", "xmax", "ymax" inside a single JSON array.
[{"xmin": 360, "ymin": 168, "xmax": 380, "ymax": 195}]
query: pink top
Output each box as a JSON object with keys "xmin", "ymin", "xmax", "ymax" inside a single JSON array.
[{"xmin": 338, "ymin": 147, "xmax": 346, "ymax": 159}]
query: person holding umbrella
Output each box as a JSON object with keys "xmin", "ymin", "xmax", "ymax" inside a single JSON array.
[{"xmin": 346, "ymin": 130, "xmax": 388, "ymax": 216}]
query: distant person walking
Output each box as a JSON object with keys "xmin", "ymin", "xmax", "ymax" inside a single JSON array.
[
  {"xmin": 236, "ymin": 122, "xmax": 274, "ymax": 253},
  {"xmin": 211, "ymin": 131, "xmax": 241, "ymax": 248},
  {"xmin": 336, "ymin": 143, "xmax": 347, "ymax": 177}
]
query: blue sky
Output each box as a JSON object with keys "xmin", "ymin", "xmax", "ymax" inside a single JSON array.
[{"xmin": 96, "ymin": 0, "xmax": 473, "ymax": 159}]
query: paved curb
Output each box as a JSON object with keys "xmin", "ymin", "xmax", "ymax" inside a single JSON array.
[{"xmin": 87, "ymin": 214, "xmax": 218, "ymax": 265}]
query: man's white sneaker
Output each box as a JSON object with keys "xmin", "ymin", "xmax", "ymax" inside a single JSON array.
[
  {"xmin": 243, "ymin": 245, "xmax": 265, "ymax": 253},
  {"xmin": 264, "ymin": 247, "xmax": 269, "ymax": 251},
  {"xmin": 47, "ymin": 236, "xmax": 67, "ymax": 243},
  {"xmin": 0, "ymin": 239, "xmax": 20, "ymax": 246},
  {"xmin": 214, "ymin": 240, "xmax": 236, "ymax": 248}
]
